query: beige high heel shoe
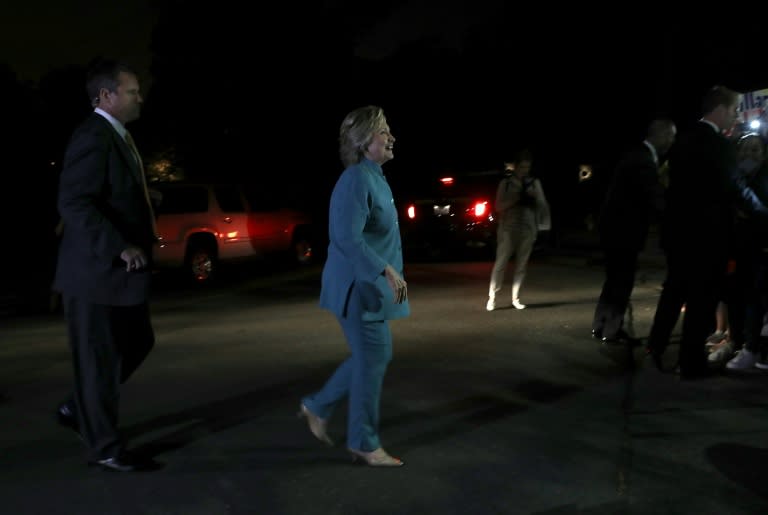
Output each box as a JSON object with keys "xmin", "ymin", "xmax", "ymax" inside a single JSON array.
[
  {"xmin": 348, "ymin": 447, "xmax": 404, "ymax": 467},
  {"xmin": 297, "ymin": 403, "xmax": 334, "ymax": 447}
]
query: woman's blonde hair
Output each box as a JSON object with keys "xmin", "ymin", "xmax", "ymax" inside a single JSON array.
[{"xmin": 339, "ymin": 105, "xmax": 386, "ymax": 168}]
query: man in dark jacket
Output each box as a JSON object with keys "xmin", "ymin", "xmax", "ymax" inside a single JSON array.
[
  {"xmin": 53, "ymin": 59, "xmax": 159, "ymax": 471},
  {"xmin": 592, "ymin": 118, "xmax": 677, "ymax": 344}
]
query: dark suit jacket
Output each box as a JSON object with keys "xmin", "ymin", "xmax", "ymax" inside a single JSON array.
[
  {"xmin": 662, "ymin": 122, "xmax": 733, "ymax": 250},
  {"xmin": 661, "ymin": 121, "xmax": 768, "ymax": 252},
  {"xmin": 599, "ymin": 143, "xmax": 658, "ymax": 252},
  {"xmin": 54, "ymin": 113, "xmax": 155, "ymax": 305}
]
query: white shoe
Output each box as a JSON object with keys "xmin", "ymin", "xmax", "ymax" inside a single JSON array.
[
  {"xmin": 726, "ymin": 348, "xmax": 758, "ymax": 370},
  {"xmin": 486, "ymin": 299, "xmax": 496, "ymax": 311},
  {"xmin": 511, "ymin": 298, "xmax": 526, "ymax": 310},
  {"xmin": 707, "ymin": 341, "xmax": 734, "ymax": 363},
  {"xmin": 755, "ymin": 360, "xmax": 768, "ymax": 370}
]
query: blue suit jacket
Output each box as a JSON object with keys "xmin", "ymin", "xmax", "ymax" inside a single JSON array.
[{"xmin": 319, "ymin": 159, "xmax": 410, "ymax": 321}]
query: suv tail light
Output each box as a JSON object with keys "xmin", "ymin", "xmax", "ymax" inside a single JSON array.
[{"xmin": 472, "ymin": 201, "xmax": 488, "ymax": 218}]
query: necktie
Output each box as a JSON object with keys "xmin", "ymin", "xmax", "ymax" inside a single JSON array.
[{"xmin": 124, "ymin": 131, "xmax": 159, "ymax": 239}]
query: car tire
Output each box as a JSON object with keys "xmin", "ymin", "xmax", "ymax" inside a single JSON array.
[
  {"xmin": 292, "ymin": 235, "xmax": 314, "ymax": 265},
  {"xmin": 185, "ymin": 242, "xmax": 217, "ymax": 283}
]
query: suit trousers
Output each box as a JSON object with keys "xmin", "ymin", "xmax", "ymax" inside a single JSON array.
[
  {"xmin": 62, "ymin": 295, "xmax": 154, "ymax": 460},
  {"xmin": 647, "ymin": 251, "xmax": 685, "ymax": 353},
  {"xmin": 648, "ymin": 245, "xmax": 724, "ymax": 373},
  {"xmin": 592, "ymin": 246, "xmax": 639, "ymax": 339},
  {"xmin": 302, "ymin": 304, "xmax": 393, "ymax": 452}
]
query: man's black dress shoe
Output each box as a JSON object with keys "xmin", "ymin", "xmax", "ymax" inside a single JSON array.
[
  {"xmin": 56, "ymin": 403, "xmax": 83, "ymax": 441},
  {"xmin": 90, "ymin": 451, "xmax": 162, "ymax": 472},
  {"xmin": 592, "ymin": 329, "xmax": 603, "ymax": 340},
  {"xmin": 601, "ymin": 330, "xmax": 641, "ymax": 347}
]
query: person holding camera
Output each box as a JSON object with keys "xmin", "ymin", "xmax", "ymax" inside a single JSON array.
[{"xmin": 486, "ymin": 149, "xmax": 550, "ymax": 311}]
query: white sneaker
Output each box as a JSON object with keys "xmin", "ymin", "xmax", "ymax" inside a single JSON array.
[
  {"xmin": 708, "ymin": 341, "xmax": 735, "ymax": 364},
  {"xmin": 755, "ymin": 360, "xmax": 768, "ymax": 370},
  {"xmin": 486, "ymin": 299, "xmax": 496, "ymax": 312},
  {"xmin": 726, "ymin": 348, "xmax": 758, "ymax": 370},
  {"xmin": 511, "ymin": 298, "xmax": 526, "ymax": 310}
]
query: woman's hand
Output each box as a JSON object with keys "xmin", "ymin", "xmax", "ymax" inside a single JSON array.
[{"xmin": 384, "ymin": 264, "xmax": 408, "ymax": 304}]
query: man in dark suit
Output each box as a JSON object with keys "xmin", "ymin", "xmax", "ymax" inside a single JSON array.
[
  {"xmin": 53, "ymin": 59, "xmax": 159, "ymax": 471},
  {"xmin": 592, "ymin": 119, "xmax": 677, "ymax": 345},
  {"xmin": 646, "ymin": 86, "xmax": 768, "ymax": 379}
]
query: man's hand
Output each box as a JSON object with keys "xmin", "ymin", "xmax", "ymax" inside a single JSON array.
[
  {"xmin": 384, "ymin": 264, "xmax": 407, "ymax": 304},
  {"xmin": 120, "ymin": 246, "xmax": 148, "ymax": 272}
]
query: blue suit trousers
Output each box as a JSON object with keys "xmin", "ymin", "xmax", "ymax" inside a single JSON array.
[{"xmin": 302, "ymin": 310, "xmax": 393, "ymax": 452}]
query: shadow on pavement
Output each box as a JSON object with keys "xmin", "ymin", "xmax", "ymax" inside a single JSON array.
[
  {"xmin": 126, "ymin": 375, "xmax": 585, "ymax": 464},
  {"xmin": 707, "ymin": 444, "xmax": 768, "ymax": 500}
]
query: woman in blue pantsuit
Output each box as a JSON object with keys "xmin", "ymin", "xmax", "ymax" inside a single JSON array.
[{"xmin": 299, "ymin": 106, "xmax": 409, "ymax": 467}]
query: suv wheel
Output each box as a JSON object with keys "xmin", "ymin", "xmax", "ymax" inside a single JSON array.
[
  {"xmin": 186, "ymin": 245, "xmax": 217, "ymax": 282},
  {"xmin": 293, "ymin": 237, "xmax": 313, "ymax": 265}
]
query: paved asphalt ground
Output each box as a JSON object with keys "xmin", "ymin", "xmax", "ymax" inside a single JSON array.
[{"xmin": 2, "ymin": 231, "xmax": 768, "ymax": 515}]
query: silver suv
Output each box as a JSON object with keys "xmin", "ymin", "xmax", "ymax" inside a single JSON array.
[{"xmin": 152, "ymin": 183, "xmax": 315, "ymax": 282}]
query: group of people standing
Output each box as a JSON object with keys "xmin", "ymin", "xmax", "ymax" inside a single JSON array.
[
  {"xmin": 700, "ymin": 132, "xmax": 768, "ymax": 370},
  {"xmin": 51, "ymin": 58, "xmax": 767, "ymax": 475},
  {"xmin": 589, "ymin": 85, "xmax": 768, "ymax": 379},
  {"xmin": 486, "ymin": 85, "xmax": 768, "ymax": 381}
]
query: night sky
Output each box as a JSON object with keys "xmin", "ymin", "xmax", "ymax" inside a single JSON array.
[
  {"xmin": 3, "ymin": 1, "xmax": 768, "ymax": 213},
  {"xmin": 1, "ymin": 0, "xmax": 158, "ymax": 84},
  {"xmin": 2, "ymin": 0, "xmax": 768, "ymax": 294}
]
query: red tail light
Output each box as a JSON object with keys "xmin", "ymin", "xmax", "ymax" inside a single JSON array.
[
  {"xmin": 473, "ymin": 201, "xmax": 488, "ymax": 217},
  {"xmin": 407, "ymin": 205, "xmax": 416, "ymax": 219}
]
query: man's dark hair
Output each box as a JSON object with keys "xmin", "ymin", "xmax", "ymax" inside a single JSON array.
[
  {"xmin": 701, "ymin": 85, "xmax": 740, "ymax": 116},
  {"xmin": 85, "ymin": 58, "xmax": 136, "ymax": 107}
]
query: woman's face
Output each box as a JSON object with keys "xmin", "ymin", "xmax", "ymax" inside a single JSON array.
[
  {"xmin": 363, "ymin": 121, "xmax": 395, "ymax": 165},
  {"xmin": 514, "ymin": 160, "xmax": 532, "ymax": 177}
]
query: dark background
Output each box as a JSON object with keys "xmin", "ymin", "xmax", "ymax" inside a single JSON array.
[{"xmin": 2, "ymin": 0, "xmax": 767, "ymax": 294}]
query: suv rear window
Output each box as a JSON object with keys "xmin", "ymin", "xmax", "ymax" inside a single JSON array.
[
  {"xmin": 213, "ymin": 186, "xmax": 246, "ymax": 213},
  {"xmin": 156, "ymin": 186, "xmax": 209, "ymax": 214}
]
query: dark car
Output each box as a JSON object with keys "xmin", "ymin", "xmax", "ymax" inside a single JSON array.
[{"xmin": 396, "ymin": 170, "xmax": 503, "ymax": 260}]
